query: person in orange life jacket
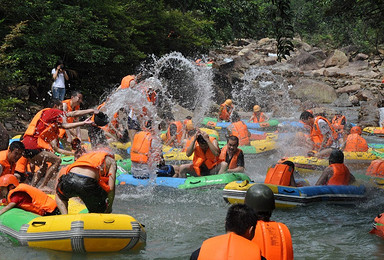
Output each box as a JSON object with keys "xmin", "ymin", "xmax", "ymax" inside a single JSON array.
[
  {"xmin": 331, "ymin": 112, "xmax": 346, "ymax": 135},
  {"xmin": 218, "ymin": 136, "xmax": 245, "ymax": 173},
  {"xmin": 219, "ymin": 99, "xmax": 234, "ymax": 122},
  {"xmin": 227, "ymin": 112, "xmax": 251, "ymax": 146},
  {"xmin": 245, "ymin": 184, "xmax": 294, "ymax": 260},
  {"xmin": 341, "ymin": 126, "xmax": 368, "ymax": 152},
  {"xmin": 264, "ymin": 160, "xmax": 299, "ymax": 187},
  {"xmin": 60, "ymin": 90, "xmax": 84, "ymax": 143},
  {"xmin": 300, "ymin": 111, "xmax": 338, "ymax": 158},
  {"xmin": 0, "ymin": 174, "xmax": 60, "ymax": 216},
  {"xmin": 177, "ymin": 129, "xmax": 223, "ymax": 178},
  {"xmin": 0, "ymin": 141, "xmax": 25, "ymax": 178},
  {"xmin": 248, "ymin": 105, "xmax": 269, "ymax": 123},
  {"xmin": 181, "ymin": 128, "xmax": 197, "ymax": 152},
  {"xmin": 316, "ymin": 149, "xmax": 355, "ymax": 186},
  {"xmin": 55, "ymin": 151, "xmax": 117, "ymax": 214},
  {"xmin": 119, "ymin": 73, "xmax": 142, "ymax": 90},
  {"xmin": 190, "ymin": 203, "xmax": 265, "ymax": 260},
  {"xmin": 164, "ymin": 113, "xmax": 185, "ymax": 148},
  {"xmin": 22, "ymin": 99, "xmax": 96, "ymax": 193}
]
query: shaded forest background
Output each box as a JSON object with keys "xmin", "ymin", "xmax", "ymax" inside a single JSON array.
[{"xmin": 0, "ymin": 0, "xmax": 383, "ymax": 116}]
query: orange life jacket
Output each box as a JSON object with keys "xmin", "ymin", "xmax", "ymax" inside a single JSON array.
[
  {"xmin": 193, "ymin": 137, "xmax": 219, "ymax": 176},
  {"xmin": 131, "ymin": 131, "xmax": 152, "ymax": 164},
  {"xmin": 366, "ymin": 159, "xmax": 384, "ymax": 177},
  {"xmin": 251, "ymin": 112, "xmax": 267, "ymax": 123},
  {"xmin": 0, "ymin": 151, "xmax": 15, "ymax": 177},
  {"xmin": 344, "ymin": 133, "xmax": 368, "ymax": 152},
  {"xmin": 264, "ymin": 164, "xmax": 293, "ymax": 186},
  {"xmin": 146, "ymin": 91, "xmax": 157, "ymax": 104},
  {"xmin": 332, "ymin": 115, "xmax": 346, "ymax": 132},
  {"xmin": 66, "ymin": 151, "xmax": 113, "ymax": 192},
  {"xmin": 62, "ymin": 99, "xmax": 80, "ymax": 123},
  {"xmin": 219, "ymin": 103, "xmax": 233, "ymax": 121},
  {"xmin": 229, "ymin": 121, "xmax": 250, "ymax": 146},
  {"xmin": 23, "ymin": 108, "xmax": 51, "ymax": 137},
  {"xmin": 166, "ymin": 121, "xmax": 184, "ymax": 146},
  {"xmin": 7, "ymin": 183, "xmax": 57, "ymax": 215},
  {"xmin": 327, "ymin": 163, "xmax": 351, "ymax": 185},
  {"xmin": 120, "ymin": 75, "xmax": 135, "ymax": 89},
  {"xmin": 219, "ymin": 145, "xmax": 241, "ymax": 169},
  {"xmin": 199, "ymin": 232, "xmax": 262, "ymax": 260},
  {"xmin": 253, "ymin": 220, "xmax": 294, "ymax": 260},
  {"xmin": 310, "ymin": 116, "xmax": 338, "ymax": 150},
  {"xmin": 182, "ymin": 136, "xmax": 195, "ymax": 152}
]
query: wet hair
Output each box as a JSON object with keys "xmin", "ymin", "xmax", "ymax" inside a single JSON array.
[
  {"xmin": 329, "ymin": 149, "xmax": 344, "ymax": 164},
  {"xmin": 71, "ymin": 90, "xmax": 82, "ymax": 98},
  {"xmin": 255, "ymin": 211, "xmax": 272, "ymax": 222},
  {"xmin": 227, "ymin": 135, "xmax": 239, "ymax": 145},
  {"xmin": 196, "ymin": 134, "xmax": 207, "ymax": 145},
  {"xmin": 188, "ymin": 129, "xmax": 197, "ymax": 136},
  {"xmin": 49, "ymin": 98, "xmax": 63, "ymax": 108},
  {"xmin": 231, "ymin": 112, "xmax": 241, "ymax": 122},
  {"xmin": 282, "ymin": 160, "xmax": 295, "ymax": 172},
  {"xmin": 185, "ymin": 116, "xmax": 192, "ymax": 120},
  {"xmin": 300, "ymin": 111, "xmax": 314, "ymax": 121},
  {"xmin": 55, "ymin": 60, "xmax": 64, "ymax": 67},
  {"xmin": 225, "ymin": 204, "xmax": 257, "ymax": 237},
  {"xmin": 9, "ymin": 141, "xmax": 25, "ymax": 152}
]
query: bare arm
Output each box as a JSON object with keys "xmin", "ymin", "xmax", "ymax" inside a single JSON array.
[
  {"xmin": 61, "ymin": 117, "xmax": 93, "ymax": 129},
  {"xmin": 201, "ymin": 131, "xmax": 220, "ymax": 156},
  {"xmin": 0, "ymin": 202, "xmax": 16, "ymax": 216},
  {"xmin": 50, "ymin": 139, "xmax": 74, "ymax": 156},
  {"xmin": 66, "ymin": 109, "xmax": 97, "ymax": 118},
  {"xmin": 105, "ymin": 157, "xmax": 116, "ymax": 213},
  {"xmin": 226, "ymin": 165, "xmax": 244, "ymax": 173},
  {"xmin": 186, "ymin": 134, "xmax": 198, "ymax": 157},
  {"xmin": 52, "ymin": 66, "xmax": 60, "ymax": 80},
  {"xmin": 316, "ymin": 167, "xmax": 333, "ymax": 185}
]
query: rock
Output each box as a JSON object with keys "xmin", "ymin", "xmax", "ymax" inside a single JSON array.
[
  {"xmin": 333, "ymin": 93, "xmax": 353, "ymax": 107},
  {"xmin": 324, "ymin": 50, "xmax": 349, "ymax": 68},
  {"xmin": 358, "ymin": 101, "xmax": 379, "ymax": 127},
  {"xmin": 356, "ymin": 89, "xmax": 374, "ymax": 101},
  {"xmin": 309, "ymin": 49, "xmax": 327, "ymax": 61},
  {"xmin": 354, "ymin": 53, "xmax": 369, "ymax": 61},
  {"xmin": 349, "ymin": 95, "xmax": 360, "ymax": 106},
  {"xmin": 4, "ymin": 123, "xmax": 12, "ymax": 131},
  {"xmin": 15, "ymin": 85, "xmax": 30, "ymax": 101},
  {"xmin": 261, "ymin": 56, "xmax": 277, "ymax": 66},
  {"xmin": 0, "ymin": 123, "xmax": 9, "ymax": 150},
  {"xmin": 336, "ymin": 84, "xmax": 361, "ymax": 94},
  {"xmin": 290, "ymin": 51, "xmax": 320, "ymax": 71},
  {"xmin": 290, "ymin": 79, "xmax": 337, "ymax": 103}
]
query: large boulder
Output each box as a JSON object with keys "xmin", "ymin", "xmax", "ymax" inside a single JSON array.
[
  {"xmin": 358, "ymin": 101, "xmax": 379, "ymax": 127},
  {"xmin": 336, "ymin": 84, "xmax": 361, "ymax": 94},
  {"xmin": 290, "ymin": 79, "xmax": 338, "ymax": 103},
  {"xmin": 290, "ymin": 51, "xmax": 321, "ymax": 71},
  {"xmin": 333, "ymin": 93, "xmax": 353, "ymax": 107},
  {"xmin": 324, "ymin": 50, "xmax": 349, "ymax": 68}
]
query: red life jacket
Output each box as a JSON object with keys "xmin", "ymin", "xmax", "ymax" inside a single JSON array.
[
  {"xmin": 219, "ymin": 145, "xmax": 241, "ymax": 169},
  {"xmin": 192, "ymin": 137, "xmax": 219, "ymax": 176},
  {"xmin": 310, "ymin": 116, "xmax": 338, "ymax": 150},
  {"xmin": 344, "ymin": 133, "xmax": 368, "ymax": 152},
  {"xmin": 229, "ymin": 121, "xmax": 250, "ymax": 146},
  {"xmin": 327, "ymin": 163, "xmax": 351, "ymax": 185},
  {"xmin": 66, "ymin": 151, "xmax": 114, "ymax": 192},
  {"xmin": 0, "ymin": 151, "xmax": 15, "ymax": 177},
  {"xmin": 252, "ymin": 220, "xmax": 294, "ymax": 260},
  {"xmin": 7, "ymin": 184, "xmax": 57, "ymax": 215},
  {"xmin": 199, "ymin": 232, "xmax": 262, "ymax": 260},
  {"xmin": 264, "ymin": 164, "xmax": 293, "ymax": 186},
  {"xmin": 130, "ymin": 131, "xmax": 152, "ymax": 164}
]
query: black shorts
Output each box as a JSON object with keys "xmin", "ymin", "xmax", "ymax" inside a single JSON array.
[
  {"xmin": 56, "ymin": 172, "xmax": 108, "ymax": 213},
  {"xmin": 24, "ymin": 149, "xmax": 42, "ymax": 159},
  {"xmin": 128, "ymin": 117, "xmax": 141, "ymax": 131}
]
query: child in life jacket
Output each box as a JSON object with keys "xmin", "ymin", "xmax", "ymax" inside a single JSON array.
[{"xmin": 0, "ymin": 174, "xmax": 60, "ymax": 216}]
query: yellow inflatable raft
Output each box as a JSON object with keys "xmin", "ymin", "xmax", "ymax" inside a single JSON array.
[
  {"xmin": 162, "ymin": 146, "xmax": 193, "ymax": 162},
  {"xmin": 363, "ymin": 126, "xmax": 384, "ymax": 137},
  {"xmin": 0, "ymin": 197, "xmax": 146, "ymax": 253}
]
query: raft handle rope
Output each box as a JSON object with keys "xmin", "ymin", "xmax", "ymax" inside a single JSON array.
[{"xmin": 32, "ymin": 221, "xmax": 46, "ymax": 227}]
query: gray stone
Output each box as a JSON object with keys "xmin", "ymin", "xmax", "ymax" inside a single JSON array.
[
  {"xmin": 336, "ymin": 84, "xmax": 361, "ymax": 94},
  {"xmin": 290, "ymin": 79, "xmax": 337, "ymax": 103},
  {"xmin": 333, "ymin": 93, "xmax": 353, "ymax": 107},
  {"xmin": 324, "ymin": 50, "xmax": 349, "ymax": 68}
]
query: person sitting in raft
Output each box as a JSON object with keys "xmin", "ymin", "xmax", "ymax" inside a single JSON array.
[
  {"xmin": 182, "ymin": 128, "xmax": 197, "ymax": 152},
  {"xmin": 0, "ymin": 141, "xmax": 25, "ymax": 178},
  {"xmin": 219, "ymin": 99, "xmax": 234, "ymax": 122},
  {"xmin": 177, "ymin": 129, "xmax": 223, "ymax": 178},
  {"xmin": 245, "ymin": 184, "xmax": 294, "ymax": 260},
  {"xmin": 218, "ymin": 136, "xmax": 245, "ymax": 173},
  {"xmin": 227, "ymin": 112, "xmax": 251, "ymax": 146},
  {"xmin": 190, "ymin": 203, "xmax": 264, "ymax": 260},
  {"xmin": 264, "ymin": 160, "xmax": 298, "ymax": 187},
  {"xmin": 300, "ymin": 111, "xmax": 338, "ymax": 158},
  {"xmin": 164, "ymin": 113, "xmax": 185, "ymax": 148},
  {"xmin": 315, "ymin": 149, "xmax": 355, "ymax": 186},
  {"xmin": 55, "ymin": 151, "xmax": 117, "ymax": 214},
  {"xmin": 0, "ymin": 174, "xmax": 60, "ymax": 216},
  {"xmin": 341, "ymin": 126, "xmax": 368, "ymax": 152},
  {"xmin": 248, "ymin": 105, "xmax": 269, "ymax": 123},
  {"xmin": 331, "ymin": 111, "xmax": 346, "ymax": 136}
]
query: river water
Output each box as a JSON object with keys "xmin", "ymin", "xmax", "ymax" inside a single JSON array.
[{"xmin": 1, "ymin": 148, "xmax": 384, "ymax": 259}]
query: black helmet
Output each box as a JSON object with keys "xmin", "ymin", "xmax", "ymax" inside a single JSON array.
[
  {"xmin": 94, "ymin": 112, "xmax": 109, "ymax": 127},
  {"xmin": 329, "ymin": 149, "xmax": 344, "ymax": 164},
  {"xmin": 244, "ymin": 184, "xmax": 275, "ymax": 213}
]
